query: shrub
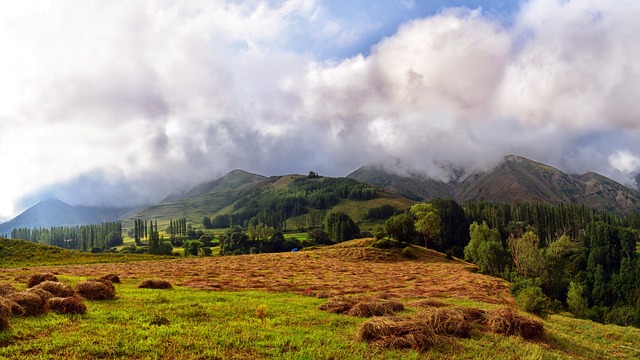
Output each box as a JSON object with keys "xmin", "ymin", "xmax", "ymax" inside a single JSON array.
[
  {"xmin": 33, "ymin": 281, "xmax": 76, "ymax": 298},
  {"xmin": 402, "ymin": 247, "xmax": 418, "ymax": 259},
  {"xmin": 47, "ymin": 296, "xmax": 87, "ymax": 314},
  {"xmin": 27, "ymin": 273, "xmax": 58, "ymax": 288},
  {"xmin": 6, "ymin": 291, "xmax": 47, "ymax": 316},
  {"xmin": 515, "ymin": 285, "xmax": 550, "ymax": 317},
  {"xmin": 371, "ymin": 239, "xmax": 403, "ymax": 249},
  {"xmin": 138, "ymin": 280, "xmax": 173, "ymax": 289},
  {"xmin": 445, "ymin": 249, "xmax": 454, "ymax": 260},
  {"xmin": 76, "ymin": 280, "xmax": 115, "ymax": 300},
  {"xmin": 256, "ymin": 304, "xmax": 268, "ymax": 321}
]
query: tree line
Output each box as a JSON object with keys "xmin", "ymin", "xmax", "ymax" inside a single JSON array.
[{"xmin": 10, "ymin": 222, "xmax": 123, "ymax": 251}]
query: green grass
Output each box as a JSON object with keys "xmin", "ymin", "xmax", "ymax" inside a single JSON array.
[
  {"xmin": 0, "ymin": 238, "xmax": 167, "ymax": 268},
  {"xmin": 2, "ymin": 280, "xmax": 640, "ymax": 359}
]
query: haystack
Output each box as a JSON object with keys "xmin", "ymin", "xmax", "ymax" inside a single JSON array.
[
  {"xmin": 100, "ymin": 274, "xmax": 121, "ymax": 283},
  {"xmin": 415, "ymin": 308, "xmax": 471, "ymax": 338},
  {"xmin": 76, "ymin": 280, "xmax": 115, "ymax": 300},
  {"xmin": 486, "ymin": 307, "xmax": 544, "ymax": 339},
  {"xmin": 26, "ymin": 288, "xmax": 55, "ymax": 301},
  {"xmin": 347, "ymin": 299, "xmax": 405, "ymax": 317},
  {"xmin": 6, "ymin": 291, "xmax": 47, "ymax": 316},
  {"xmin": 0, "ymin": 297, "xmax": 25, "ymax": 316},
  {"xmin": 319, "ymin": 296, "xmax": 357, "ymax": 314},
  {"xmin": 33, "ymin": 281, "xmax": 75, "ymax": 298},
  {"xmin": 0, "ymin": 283, "xmax": 17, "ymax": 297},
  {"xmin": 0, "ymin": 299, "xmax": 11, "ymax": 330},
  {"xmin": 357, "ymin": 316, "xmax": 435, "ymax": 350},
  {"xmin": 89, "ymin": 279, "xmax": 115, "ymax": 291},
  {"xmin": 138, "ymin": 279, "xmax": 173, "ymax": 289},
  {"xmin": 27, "ymin": 273, "xmax": 58, "ymax": 288},
  {"xmin": 47, "ymin": 296, "xmax": 87, "ymax": 314}
]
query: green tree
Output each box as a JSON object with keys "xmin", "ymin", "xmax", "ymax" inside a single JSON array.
[
  {"xmin": 464, "ymin": 221, "xmax": 508, "ymax": 276},
  {"xmin": 326, "ymin": 212, "xmax": 359, "ymax": 243},
  {"xmin": 202, "ymin": 217, "xmax": 213, "ymax": 229},
  {"xmin": 410, "ymin": 203, "xmax": 441, "ymax": 249},
  {"xmin": 508, "ymin": 231, "xmax": 545, "ymax": 278},
  {"xmin": 567, "ymin": 281, "xmax": 589, "ymax": 318},
  {"xmin": 384, "ymin": 214, "xmax": 417, "ymax": 243}
]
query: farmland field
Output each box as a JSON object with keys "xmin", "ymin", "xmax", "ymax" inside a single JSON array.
[{"xmin": 1, "ymin": 238, "xmax": 639, "ymax": 359}]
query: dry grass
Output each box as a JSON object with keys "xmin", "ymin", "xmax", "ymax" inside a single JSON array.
[
  {"xmin": 76, "ymin": 280, "xmax": 115, "ymax": 300},
  {"xmin": 319, "ymin": 295, "xmax": 404, "ymax": 317},
  {"xmin": 6, "ymin": 291, "xmax": 46, "ymax": 316},
  {"xmin": 25, "ymin": 288, "xmax": 55, "ymax": 301},
  {"xmin": 0, "ymin": 240, "xmax": 513, "ymax": 305},
  {"xmin": 33, "ymin": 281, "xmax": 75, "ymax": 298},
  {"xmin": 47, "ymin": 296, "xmax": 87, "ymax": 314},
  {"xmin": 486, "ymin": 307, "xmax": 544, "ymax": 340},
  {"xmin": 357, "ymin": 316, "xmax": 436, "ymax": 350},
  {"xmin": 89, "ymin": 279, "xmax": 115, "ymax": 291},
  {"xmin": 0, "ymin": 283, "xmax": 17, "ymax": 297},
  {"xmin": 0, "ymin": 297, "xmax": 25, "ymax": 316},
  {"xmin": 27, "ymin": 273, "xmax": 58, "ymax": 288},
  {"xmin": 0, "ymin": 298, "xmax": 13, "ymax": 330},
  {"xmin": 100, "ymin": 274, "xmax": 121, "ymax": 283},
  {"xmin": 407, "ymin": 299, "xmax": 450, "ymax": 308},
  {"xmin": 138, "ymin": 279, "xmax": 173, "ymax": 289},
  {"xmin": 415, "ymin": 308, "xmax": 472, "ymax": 338}
]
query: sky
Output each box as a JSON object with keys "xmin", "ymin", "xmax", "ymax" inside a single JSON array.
[{"xmin": 1, "ymin": 0, "xmax": 640, "ymax": 221}]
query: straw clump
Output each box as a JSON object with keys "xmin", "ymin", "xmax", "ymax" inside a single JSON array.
[
  {"xmin": 33, "ymin": 281, "xmax": 75, "ymax": 298},
  {"xmin": 100, "ymin": 274, "xmax": 121, "ymax": 283},
  {"xmin": 26, "ymin": 288, "xmax": 55, "ymax": 301},
  {"xmin": 47, "ymin": 296, "xmax": 87, "ymax": 314},
  {"xmin": 0, "ymin": 297, "xmax": 25, "ymax": 316},
  {"xmin": 138, "ymin": 279, "xmax": 173, "ymax": 289},
  {"xmin": 0, "ymin": 283, "xmax": 18, "ymax": 297},
  {"xmin": 76, "ymin": 280, "xmax": 116, "ymax": 300},
  {"xmin": 27, "ymin": 273, "xmax": 58, "ymax": 288},
  {"xmin": 415, "ymin": 308, "xmax": 472, "ymax": 338},
  {"xmin": 358, "ymin": 316, "xmax": 436, "ymax": 351},
  {"xmin": 486, "ymin": 307, "xmax": 544, "ymax": 339},
  {"xmin": 0, "ymin": 300, "xmax": 11, "ymax": 330},
  {"xmin": 320, "ymin": 296, "xmax": 405, "ymax": 317},
  {"xmin": 6, "ymin": 291, "xmax": 46, "ymax": 316}
]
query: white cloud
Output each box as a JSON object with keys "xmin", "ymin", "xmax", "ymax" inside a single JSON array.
[{"xmin": 2, "ymin": 0, "xmax": 640, "ymax": 220}]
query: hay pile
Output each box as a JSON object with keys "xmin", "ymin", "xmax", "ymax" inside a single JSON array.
[
  {"xmin": 76, "ymin": 280, "xmax": 115, "ymax": 300},
  {"xmin": 0, "ymin": 297, "xmax": 25, "ymax": 316},
  {"xmin": 33, "ymin": 281, "xmax": 75, "ymax": 298},
  {"xmin": 486, "ymin": 307, "xmax": 544, "ymax": 340},
  {"xmin": 0, "ymin": 298, "xmax": 14, "ymax": 330},
  {"xmin": 47, "ymin": 296, "xmax": 87, "ymax": 314},
  {"xmin": 358, "ymin": 316, "xmax": 435, "ymax": 351},
  {"xmin": 25, "ymin": 288, "xmax": 55, "ymax": 301},
  {"xmin": 6, "ymin": 292, "xmax": 47, "ymax": 316},
  {"xmin": 138, "ymin": 279, "xmax": 173, "ymax": 289},
  {"xmin": 27, "ymin": 273, "xmax": 58, "ymax": 288},
  {"xmin": 357, "ymin": 305, "xmax": 543, "ymax": 351},
  {"xmin": 100, "ymin": 274, "xmax": 121, "ymax": 283},
  {"xmin": 0, "ymin": 283, "xmax": 17, "ymax": 297},
  {"xmin": 320, "ymin": 296, "xmax": 405, "ymax": 317}
]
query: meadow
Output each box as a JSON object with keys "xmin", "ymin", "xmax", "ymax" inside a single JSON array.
[{"xmin": 1, "ymin": 238, "xmax": 639, "ymax": 359}]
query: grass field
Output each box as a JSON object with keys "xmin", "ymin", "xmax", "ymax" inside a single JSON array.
[{"xmin": 1, "ymin": 238, "xmax": 640, "ymax": 359}]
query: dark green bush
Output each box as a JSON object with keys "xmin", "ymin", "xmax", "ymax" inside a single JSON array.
[
  {"xmin": 515, "ymin": 285, "xmax": 550, "ymax": 318},
  {"xmin": 402, "ymin": 247, "xmax": 418, "ymax": 260}
]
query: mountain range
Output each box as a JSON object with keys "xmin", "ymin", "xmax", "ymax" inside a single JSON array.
[{"xmin": 2, "ymin": 155, "xmax": 639, "ymax": 234}]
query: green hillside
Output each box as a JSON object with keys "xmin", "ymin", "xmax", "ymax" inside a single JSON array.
[
  {"xmin": 0, "ymin": 238, "xmax": 162, "ymax": 267},
  {"xmin": 126, "ymin": 171, "xmax": 415, "ymax": 230}
]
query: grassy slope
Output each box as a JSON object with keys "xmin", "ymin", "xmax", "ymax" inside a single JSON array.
[
  {"xmin": 1, "ymin": 239, "xmax": 639, "ymax": 359},
  {"xmin": 0, "ymin": 238, "xmax": 166, "ymax": 267}
]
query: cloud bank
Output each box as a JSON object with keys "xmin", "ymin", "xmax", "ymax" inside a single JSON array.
[{"xmin": 1, "ymin": 0, "xmax": 640, "ymax": 219}]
